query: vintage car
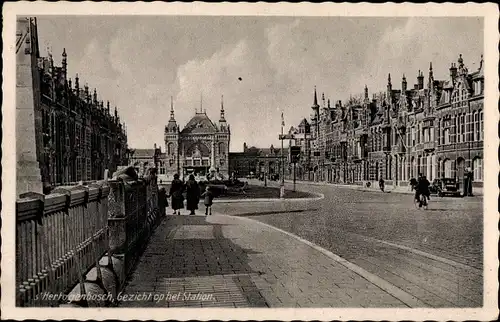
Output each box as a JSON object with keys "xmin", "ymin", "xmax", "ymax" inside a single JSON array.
[
  {"xmin": 269, "ymin": 173, "xmax": 280, "ymax": 181},
  {"xmin": 430, "ymin": 178, "xmax": 462, "ymax": 197}
]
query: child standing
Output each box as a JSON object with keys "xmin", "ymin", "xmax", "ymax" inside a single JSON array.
[{"xmin": 201, "ymin": 186, "xmax": 214, "ymax": 216}]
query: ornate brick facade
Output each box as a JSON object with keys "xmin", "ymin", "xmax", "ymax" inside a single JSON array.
[
  {"xmin": 157, "ymin": 96, "xmax": 230, "ymax": 181},
  {"xmin": 289, "ymin": 55, "xmax": 484, "ymax": 190},
  {"xmin": 27, "ymin": 18, "xmax": 129, "ymax": 189}
]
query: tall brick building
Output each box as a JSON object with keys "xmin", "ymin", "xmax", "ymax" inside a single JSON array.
[
  {"xmin": 21, "ymin": 18, "xmax": 129, "ymax": 190},
  {"xmin": 289, "ymin": 54, "xmax": 484, "ymax": 191}
]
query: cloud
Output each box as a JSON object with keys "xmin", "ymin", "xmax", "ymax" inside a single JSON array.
[
  {"xmin": 350, "ymin": 17, "xmax": 483, "ymax": 96},
  {"xmin": 35, "ymin": 17, "xmax": 482, "ymax": 152},
  {"xmin": 174, "ymin": 38, "xmax": 276, "ymax": 152}
]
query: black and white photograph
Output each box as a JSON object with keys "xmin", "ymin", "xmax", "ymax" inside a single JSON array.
[{"xmin": 2, "ymin": 2, "xmax": 498, "ymax": 321}]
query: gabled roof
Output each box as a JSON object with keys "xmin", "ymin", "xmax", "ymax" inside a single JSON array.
[
  {"xmin": 181, "ymin": 112, "xmax": 218, "ymax": 134},
  {"xmin": 298, "ymin": 118, "xmax": 310, "ymax": 127},
  {"xmin": 391, "ymin": 90, "xmax": 401, "ymax": 102},
  {"xmin": 442, "ymin": 79, "xmax": 454, "ymax": 89},
  {"xmin": 434, "ymin": 80, "xmax": 445, "ymax": 90},
  {"xmin": 457, "ymin": 76, "xmax": 472, "ymax": 92},
  {"xmin": 132, "ymin": 149, "xmax": 156, "ymax": 158},
  {"xmin": 371, "ymin": 113, "xmax": 382, "ymax": 125}
]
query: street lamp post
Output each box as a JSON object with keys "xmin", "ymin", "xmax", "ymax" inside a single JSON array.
[{"xmin": 280, "ymin": 112, "xmax": 285, "ymax": 199}]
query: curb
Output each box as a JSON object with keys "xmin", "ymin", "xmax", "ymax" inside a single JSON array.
[
  {"xmin": 213, "ymin": 191, "xmax": 325, "ymax": 203},
  {"xmin": 283, "ymin": 180, "xmax": 484, "ymax": 197},
  {"xmin": 214, "ymin": 213, "xmax": 428, "ymax": 308}
]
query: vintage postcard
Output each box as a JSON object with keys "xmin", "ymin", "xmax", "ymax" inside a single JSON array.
[{"xmin": 2, "ymin": 2, "xmax": 498, "ymax": 321}]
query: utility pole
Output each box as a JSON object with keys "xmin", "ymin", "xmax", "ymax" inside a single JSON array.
[
  {"xmin": 280, "ymin": 111, "xmax": 285, "ymax": 199},
  {"xmin": 293, "ymin": 160, "xmax": 296, "ymax": 192}
]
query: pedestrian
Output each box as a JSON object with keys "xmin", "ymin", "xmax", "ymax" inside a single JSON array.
[
  {"xmin": 409, "ymin": 177, "xmax": 418, "ymax": 191},
  {"xmin": 378, "ymin": 177, "xmax": 385, "ymax": 192},
  {"xmin": 185, "ymin": 174, "xmax": 200, "ymax": 215},
  {"xmin": 201, "ymin": 186, "xmax": 214, "ymax": 216},
  {"xmin": 169, "ymin": 173, "xmax": 184, "ymax": 215},
  {"xmin": 467, "ymin": 169, "xmax": 474, "ymax": 196},
  {"xmin": 158, "ymin": 187, "xmax": 168, "ymax": 216}
]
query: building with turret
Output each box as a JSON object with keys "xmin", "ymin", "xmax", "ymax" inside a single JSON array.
[
  {"xmin": 157, "ymin": 96, "xmax": 230, "ymax": 181},
  {"xmin": 288, "ymin": 54, "xmax": 484, "ymax": 193}
]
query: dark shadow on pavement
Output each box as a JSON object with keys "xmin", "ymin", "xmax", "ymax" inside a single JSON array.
[{"xmin": 122, "ymin": 214, "xmax": 269, "ymax": 307}]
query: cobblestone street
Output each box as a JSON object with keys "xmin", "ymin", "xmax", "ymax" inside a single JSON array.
[
  {"xmin": 214, "ymin": 181, "xmax": 483, "ymax": 307},
  {"xmin": 118, "ymin": 181, "xmax": 482, "ymax": 308},
  {"xmin": 119, "ymin": 214, "xmax": 408, "ymax": 308}
]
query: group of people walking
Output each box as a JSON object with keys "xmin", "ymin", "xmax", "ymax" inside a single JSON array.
[{"xmin": 166, "ymin": 174, "xmax": 214, "ymax": 216}]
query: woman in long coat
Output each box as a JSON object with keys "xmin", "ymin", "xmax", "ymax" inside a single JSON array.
[
  {"xmin": 185, "ymin": 174, "xmax": 200, "ymax": 215},
  {"xmin": 169, "ymin": 174, "xmax": 184, "ymax": 215}
]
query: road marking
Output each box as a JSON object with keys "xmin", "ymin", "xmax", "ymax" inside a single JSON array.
[
  {"xmin": 214, "ymin": 213, "xmax": 428, "ymax": 308},
  {"xmin": 353, "ymin": 234, "xmax": 482, "ymax": 275}
]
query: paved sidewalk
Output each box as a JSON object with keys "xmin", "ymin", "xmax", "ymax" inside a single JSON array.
[
  {"xmin": 282, "ymin": 179, "xmax": 483, "ymax": 197},
  {"xmin": 118, "ymin": 213, "xmax": 409, "ymax": 308}
]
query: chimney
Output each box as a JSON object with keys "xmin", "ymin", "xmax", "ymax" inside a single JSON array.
[
  {"xmin": 450, "ymin": 63, "xmax": 457, "ymax": 80},
  {"xmin": 75, "ymin": 73, "xmax": 79, "ymax": 94},
  {"xmin": 417, "ymin": 70, "xmax": 424, "ymax": 90},
  {"xmin": 61, "ymin": 48, "xmax": 67, "ymax": 79},
  {"xmin": 402, "ymin": 74, "xmax": 407, "ymax": 92}
]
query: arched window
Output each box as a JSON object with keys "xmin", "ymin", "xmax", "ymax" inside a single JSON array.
[
  {"xmin": 472, "ymin": 111, "xmax": 477, "ymax": 141},
  {"xmin": 474, "ymin": 112, "xmax": 481, "ymax": 141},
  {"xmin": 473, "ymin": 158, "xmax": 483, "ymax": 182},
  {"xmin": 460, "ymin": 114, "xmax": 465, "ymax": 142},
  {"xmin": 167, "ymin": 142, "xmax": 174, "ymax": 155},
  {"xmin": 479, "ymin": 110, "xmax": 483, "ymax": 141},
  {"xmin": 443, "ymin": 159, "xmax": 452, "ymax": 178},
  {"xmin": 218, "ymin": 142, "xmax": 226, "ymax": 155}
]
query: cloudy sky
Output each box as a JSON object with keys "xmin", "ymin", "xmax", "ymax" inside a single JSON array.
[{"xmin": 36, "ymin": 16, "xmax": 483, "ymax": 151}]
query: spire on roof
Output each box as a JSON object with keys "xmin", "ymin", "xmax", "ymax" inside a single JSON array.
[
  {"xmin": 170, "ymin": 96, "xmax": 175, "ymax": 121},
  {"xmin": 312, "ymin": 86, "xmax": 319, "ymax": 110},
  {"xmin": 199, "ymin": 92, "xmax": 203, "ymax": 114},
  {"xmin": 220, "ymin": 94, "xmax": 226, "ymax": 122}
]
